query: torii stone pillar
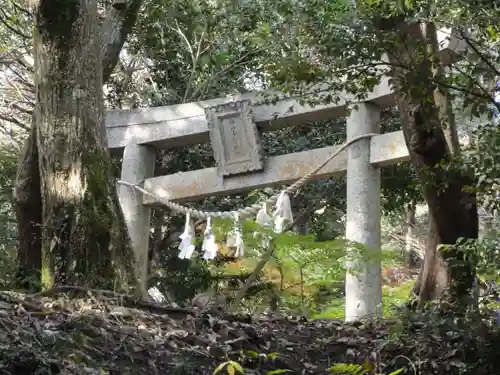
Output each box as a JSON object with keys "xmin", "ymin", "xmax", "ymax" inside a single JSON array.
[
  {"xmin": 118, "ymin": 144, "xmax": 156, "ymax": 296},
  {"xmin": 345, "ymin": 103, "xmax": 382, "ymax": 322}
]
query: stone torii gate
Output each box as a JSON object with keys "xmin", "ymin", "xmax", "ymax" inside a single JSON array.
[{"xmin": 106, "ymin": 30, "xmax": 465, "ymax": 321}]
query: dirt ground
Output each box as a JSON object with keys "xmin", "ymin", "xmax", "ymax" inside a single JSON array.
[{"xmin": 0, "ymin": 287, "xmax": 499, "ymax": 375}]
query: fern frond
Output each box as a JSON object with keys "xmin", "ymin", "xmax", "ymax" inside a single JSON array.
[{"xmin": 328, "ymin": 363, "xmax": 369, "ymax": 375}]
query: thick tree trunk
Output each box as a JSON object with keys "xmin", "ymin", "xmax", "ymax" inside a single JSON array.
[
  {"xmin": 13, "ymin": 123, "xmax": 42, "ymax": 292},
  {"xmin": 32, "ymin": 0, "xmax": 137, "ymax": 290},
  {"xmin": 380, "ymin": 21, "xmax": 478, "ymax": 305},
  {"xmin": 406, "ymin": 25, "xmax": 462, "ymax": 302},
  {"xmin": 13, "ymin": 0, "xmax": 143, "ymax": 291},
  {"xmin": 415, "ymin": 213, "xmax": 448, "ymax": 305}
]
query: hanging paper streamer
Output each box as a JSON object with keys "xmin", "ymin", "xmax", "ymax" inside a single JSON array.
[
  {"xmin": 234, "ymin": 229, "xmax": 245, "ymax": 257},
  {"xmin": 273, "ymin": 191, "xmax": 293, "ymax": 233},
  {"xmin": 226, "ymin": 229, "xmax": 237, "ymax": 248},
  {"xmin": 233, "ymin": 213, "xmax": 245, "ymax": 257},
  {"xmin": 178, "ymin": 212, "xmax": 196, "ymax": 259},
  {"xmin": 226, "ymin": 213, "xmax": 245, "ymax": 257},
  {"xmin": 256, "ymin": 202, "xmax": 273, "ymax": 228},
  {"xmin": 202, "ymin": 217, "xmax": 219, "ymax": 260},
  {"xmin": 255, "ymin": 202, "xmax": 273, "ymax": 248}
]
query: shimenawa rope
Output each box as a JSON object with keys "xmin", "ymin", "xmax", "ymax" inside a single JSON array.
[{"xmin": 116, "ymin": 133, "xmax": 378, "ymax": 219}]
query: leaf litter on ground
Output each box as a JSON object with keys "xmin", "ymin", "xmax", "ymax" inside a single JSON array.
[{"xmin": 0, "ymin": 286, "xmax": 500, "ymax": 375}]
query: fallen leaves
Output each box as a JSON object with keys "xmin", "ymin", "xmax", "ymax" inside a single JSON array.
[{"xmin": 0, "ymin": 287, "xmax": 499, "ymax": 375}]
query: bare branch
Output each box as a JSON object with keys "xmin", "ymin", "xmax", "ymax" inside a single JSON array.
[
  {"xmin": 0, "ymin": 8, "xmax": 30, "ymax": 39},
  {"xmin": 9, "ymin": 102, "xmax": 33, "ymax": 115},
  {"xmin": 10, "ymin": 0, "xmax": 33, "ymax": 18},
  {"xmin": 452, "ymin": 64, "xmax": 500, "ymax": 109},
  {"xmin": 100, "ymin": 0, "xmax": 144, "ymax": 83},
  {"xmin": 460, "ymin": 30, "xmax": 500, "ymax": 77},
  {"xmin": 0, "ymin": 112, "xmax": 30, "ymax": 131}
]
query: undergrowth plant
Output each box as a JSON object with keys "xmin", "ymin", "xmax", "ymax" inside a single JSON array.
[
  {"xmin": 147, "ymin": 209, "xmax": 417, "ymax": 318},
  {"xmin": 209, "ymin": 217, "xmax": 408, "ymax": 316},
  {"xmin": 328, "ymin": 363, "xmax": 404, "ymax": 375},
  {"xmin": 212, "ymin": 356, "xmax": 405, "ymax": 375},
  {"xmin": 213, "ymin": 351, "xmax": 293, "ymax": 375}
]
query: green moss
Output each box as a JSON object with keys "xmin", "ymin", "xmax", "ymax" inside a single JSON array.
[
  {"xmin": 311, "ymin": 280, "xmax": 416, "ymax": 320},
  {"xmin": 41, "ymin": 262, "xmax": 53, "ymax": 289},
  {"xmin": 41, "ymin": 148, "xmax": 136, "ymax": 292},
  {"xmin": 217, "ymin": 241, "xmax": 414, "ymax": 319}
]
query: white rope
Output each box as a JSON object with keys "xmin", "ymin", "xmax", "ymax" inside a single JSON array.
[{"xmin": 116, "ymin": 133, "xmax": 378, "ymax": 220}]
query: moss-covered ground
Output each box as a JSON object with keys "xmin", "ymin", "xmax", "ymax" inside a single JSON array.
[
  {"xmin": 312, "ymin": 280, "xmax": 415, "ymax": 319},
  {"xmin": 218, "ymin": 248, "xmax": 417, "ymax": 319}
]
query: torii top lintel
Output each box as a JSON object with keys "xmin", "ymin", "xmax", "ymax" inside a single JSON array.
[{"xmin": 105, "ymin": 28, "xmax": 465, "ymax": 152}]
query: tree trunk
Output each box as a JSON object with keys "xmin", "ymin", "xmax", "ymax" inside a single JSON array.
[
  {"xmin": 404, "ymin": 200, "xmax": 416, "ymax": 268},
  {"xmin": 13, "ymin": 0, "xmax": 143, "ymax": 291},
  {"xmin": 13, "ymin": 123, "xmax": 42, "ymax": 292},
  {"xmin": 380, "ymin": 21, "xmax": 478, "ymax": 305},
  {"xmin": 415, "ymin": 212, "xmax": 448, "ymax": 305},
  {"xmin": 403, "ymin": 24, "xmax": 463, "ymax": 302},
  {"xmin": 33, "ymin": 0, "xmax": 137, "ymax": 290}
]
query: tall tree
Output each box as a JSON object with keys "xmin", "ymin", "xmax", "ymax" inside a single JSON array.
[
  {"xmin": 371, "ymin": 13, "xmax": 478, "ymax": 305},
  {"xmin": 14, "ymin": 0, "xmax": 144, "ymax": 293}
]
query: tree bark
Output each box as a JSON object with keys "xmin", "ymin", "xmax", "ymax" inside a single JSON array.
[
  {"xmin": 100, "ymin": 0, "xmax": 143, "ymax": 84},
  {"xmin": 13, "ymin": 0, "xmax": 144, "ymax": 291},
  {"xmin": 380, "ymin": 21, "xmax": 478, "ymax": 305},
  {"xmin": 13, "ymin": 123, "xmax": 42, "ymax": 292},
  {"xmin": 404, "ymin": 200, "xmax": 416, "ymax": 268},
  {"xmin": 396, "ymin": 22, "xmax": 462, "ymax": 303},
  {"xmin": 34, "ymin": 0, "xmax": 136, "ymax": 289},
  {"xmin": 415, "ymin": 212, "xmax": 448, "ymax": 305}
]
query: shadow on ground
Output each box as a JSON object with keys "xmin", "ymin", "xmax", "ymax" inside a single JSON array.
[{"xmin": 0, "ymin": 287, "xmax": 499, "ymax": 375}]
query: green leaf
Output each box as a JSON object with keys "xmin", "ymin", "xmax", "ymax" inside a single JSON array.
[
  {"xmin": 387, "ymin": 369, "xmax": 405, "ymax": 375},
  {"xmin": 228, "ymin": 361, "xmax": 244, "ymax": 374},
  {"xmin": 244, "ymin": 350, "xmax": 259, "ymax": 359},
  {"xmin": 487, "ymin": 26, "xmax": 498, "ymax": 42},
  {"xmin": 213, "ymin": 362, "xmax": 228, "ymax": 375},
  {"xmin": 267, "ymin": 370, "xmax": 292, "ymax": 374},
  {"xmin": 266, "ymin": 352, "xmax": 280, "ymax": 360},
  {"xmin": 327, "ymin": 363, "xmax": 368, "ymax": 375}
]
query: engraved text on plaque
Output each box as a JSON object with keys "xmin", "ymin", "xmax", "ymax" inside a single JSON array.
[{"xmin": 205, "ymin": 100, "xmax": 264, "ymax": 176}]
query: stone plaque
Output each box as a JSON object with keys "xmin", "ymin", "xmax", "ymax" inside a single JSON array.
[{"xmin": 205, "ymin": 99, "xmax": 264, "ymax": 176}]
